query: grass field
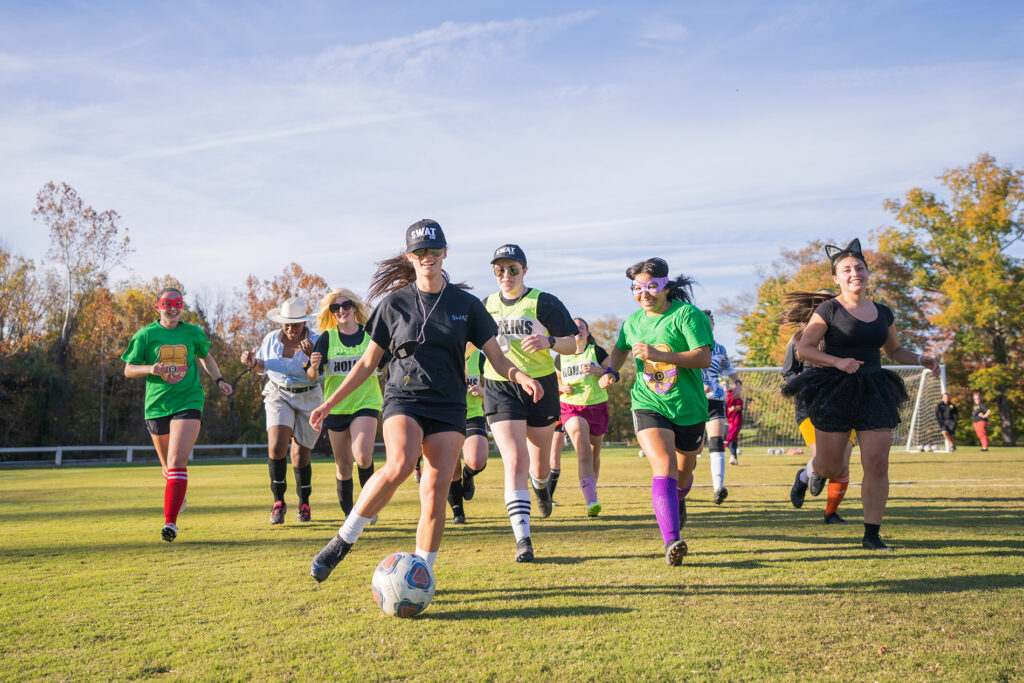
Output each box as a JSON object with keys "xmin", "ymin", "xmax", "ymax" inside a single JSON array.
[{"xmin": 2, "ymin": 446, "xmax": 1022, "ymax": 681}]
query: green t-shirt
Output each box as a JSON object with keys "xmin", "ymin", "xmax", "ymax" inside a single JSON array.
[
  {"xmin": 615, "ymin": 300, "xmax": 713, "ymax": 426},
  {"xmin": 121, "ymin": 321, "xmax": 211, "ymax": 419}
]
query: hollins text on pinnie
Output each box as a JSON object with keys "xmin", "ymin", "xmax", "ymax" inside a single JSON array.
[{"xmin": 496, "ymin": 319, "xmax": 534, "ymax": 335}]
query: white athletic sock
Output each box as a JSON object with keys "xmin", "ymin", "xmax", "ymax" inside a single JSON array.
[
  {"xmin": 505, "ymin": 489, "xmax": 531, "ymax": 542},
  {"xmin": 799, "ymin": 469, "xmax": 809, "ymax": 484},
  {"xmin": 805, "ymin": 457, "xmax": 816, "ymax": 479},
  {"xmin": 415, "ymin": 547, "xmax": 438, "ymax": 569},
  {"xmin": 338, "ymin": 512, "xmax": 373, "ymax": 544},
  {"xmin": 710, "ymin": 452, "xmax": 726, "ymax": 490},
  {"xmin": 529, "ymin": 474, "xmax": 549, "ymax": 490}
]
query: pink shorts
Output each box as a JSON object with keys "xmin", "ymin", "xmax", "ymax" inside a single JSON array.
[{"xmin": 559, "ymin": 402, "xmax": 609, "ymax": 436}]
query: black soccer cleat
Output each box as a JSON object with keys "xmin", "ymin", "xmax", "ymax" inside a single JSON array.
[
  {"xmin": 807, "ymin": 470, "xmax": 827, "ymax": 497},
  {"xmin": 713, "ymin": 487, "xmax": 728, "ymax": 505},
  {"xmin": 665, "ymin": 539, "xmax": 688, "ymax": 566},
  {"xmin": 161, "ymin": 523, "xmax": 177, "ymax": 543},
  {"xmin": 462, "ymin": 466, "xmax": 476, "ymax": 501},
  {"xmin": 515, "ymin": 537, "xmax": 534, "ymax": 563},
  {"xmin": 533, "ymin": 481, "xmax": 553, "ymax": 518},
  {"xmin": 678, "ymin": 496, "xmax": 687, "ymax": 528},
  {"xmin": 824, "ymin": 512, "xmax": 849, "ymax": 525},
  {"xmin": 310, "ymin": 535, "xmax": 353, "ymax": 582},
  {"xmin": 790, "ymin": 469, "xmax": 808, "ymax": 508},
  {"xmin": 452, "ymin": 513, "xmax": 466, "ymax": 525},
  {"xmin": 862, "ymin": 534, "xmax": 894, "ymax": 551}
]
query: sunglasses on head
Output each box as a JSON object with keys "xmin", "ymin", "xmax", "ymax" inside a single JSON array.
[
  {"xmin": 493, "ymin": 264, "xmax": 521, "ymax": 277},
  {"xmin": 631, "ymin": 277, "xmax": 670, "ymax": 294},
  {"xmin": 329, "ymin": 301, "xmax": 356, "ymax": 314},
  {"xmin": 411, "ymin": 248, "xmax": 444, "ymax": 258},
  {"xmin": 158, "ymin": 298, "xmax": 184, "ymax": 310}
]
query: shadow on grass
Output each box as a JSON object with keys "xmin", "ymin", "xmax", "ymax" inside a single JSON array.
[{"xmin": 423, "ymin": 604, "xmax": 634, "ymax": 621}]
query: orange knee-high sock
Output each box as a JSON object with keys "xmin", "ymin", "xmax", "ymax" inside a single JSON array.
[
  {"xmin": 164, "ymin": 468, "xmax": 188, "ymax": 524},
  {"xmin": 825, "ymin": 476, "xmax": 849, "ymax": 516}
]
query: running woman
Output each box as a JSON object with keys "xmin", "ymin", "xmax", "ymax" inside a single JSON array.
[
  {"xmin": 309, "ymin": 220, "xmax": 543, "ymax": 581},
  {"xmin": 446, "ymin": 346, "xmax": 490, "ymax": 525},
  {"xmin": 779, "ymin": 289, "xmax": 856, "ymax": 525},
  {"xmin": 935, "ymin": 393, "xmax": 959, "ymax": 452},
  {"xmin": 483, "ymin": 244, "xmax": 579, "ymax": 561},
  {"xmin": 600, "ymin": 258, "xmax": 712, "ymax": 565},
  {"xmin": 122, "ymin": 286, "xmax": 232, "ymax": 542},
  {"xmin": 242, "ymin": 298, "xmax": 322, "ymax": 524},
  {"xmin": 306, "ymin": 288, "xmax": 382, "ymax": 519},
  {"xmin": 783, "ymin": 240, "xmax": 938, "ymax": 550},
  {"xmin": 554, "ymin": 317, "xmax": 611, "ymax": 517},
  {"xmin": 700, "ymin": 309, "xmax": 741, "ymax": 505}
]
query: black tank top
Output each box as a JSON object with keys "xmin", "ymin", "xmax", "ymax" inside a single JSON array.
[{"xmin": 814, "ymin": 298, "xmax": 894, "ymax": 368}]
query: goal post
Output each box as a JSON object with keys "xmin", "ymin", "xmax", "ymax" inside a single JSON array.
[{"xmin": 731, "ymin": 365, "xmax": 946, "ymax": 453}]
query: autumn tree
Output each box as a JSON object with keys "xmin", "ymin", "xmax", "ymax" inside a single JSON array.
[
  {"xmin": 0, "ymin": 245, "xmax": 43, "ymax": 363},
  {"xmin": 878, "ymin": 153, "xmax": 1024, "ymax": 445},
  {"xmin": 33, "ymin": 182, "xmax": 132, "ymax": 369}
]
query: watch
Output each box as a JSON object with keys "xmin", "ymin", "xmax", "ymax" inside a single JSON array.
[{"xmin": 547, "ymin": 335, "xmax": 557, "ymax": 348}]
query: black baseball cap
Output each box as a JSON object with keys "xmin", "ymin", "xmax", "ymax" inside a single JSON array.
[
  {"xmin": 406, "ymin": 219, "xmax": 447, "ymax": 251},
  {"xmin": 490, "ymin": 243, "xmax": 527, "ymax": 265}
]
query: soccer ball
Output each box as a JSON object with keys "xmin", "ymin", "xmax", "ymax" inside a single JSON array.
[{"xmin": 371, "ymin": 552, "xmax": 435, "ymax": 618}]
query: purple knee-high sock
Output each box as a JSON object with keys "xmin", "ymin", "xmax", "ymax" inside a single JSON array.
[
  {"xmin": 652, "ymin": 476, "xmax": 680, "ymax": 545},
  {"xmin": 677, "ymin": 472, "xmax": 693, "ymax": 499},
  {"xmin": 580, "ymin": 477, "xmax": 598, "ymax": 505}
]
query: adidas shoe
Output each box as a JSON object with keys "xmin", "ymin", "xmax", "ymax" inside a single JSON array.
[
  {"xmin": 270, "ymin": 500, "xmax": 286, "ymax": 525},
  {"xmin": 808, "ymin": 470, "xmax": 827, "ymax": 496},
  {"xmin": 713, "ymin": 487, "xmax": 728, "ymax": 505},
  {"xmin": 790, "ymin": 469, "xmax": 807, "ymax": 509},
  {"xmin": 161, "ymin": 523, "xmax": 178, "ymax": 543},
  {"xmin": 533, "ymin": 480, "xmax": 553, "ymax": 518},
  {"xmin": 298, "ymin": 503, "xmax": 311, "ymax": 523},
  {"xmin": 586, "ymin": 501, "xmax": 602, "ymax": 517},
  {"xmin": 310, "ymin": 535, "xmax": 353, "ymax": 582},
  {"xmin": 824, "ymin": 512, "xmax": 849, "ymax": 525},
  {"xmin": 665, "ymin": 539, "xmax": 688, "ymax": 566},
  {"xmin": 515, "ymin": 537, "xmax": 534, "ymax": 563}
]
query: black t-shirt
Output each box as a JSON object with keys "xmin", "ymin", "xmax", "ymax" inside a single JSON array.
[
  {"xmin": 781, "ymin": 340, "xmax": 803, "ymax": 383},
  {"xmin": 481, "ymin": 289, "xmax": 580, "ymax": 339},
  {"xmin": 935, "ymin": 401, "xmax": 959, "ymax": 425},
  {"xmin": 972, "ymin": 403, "xmax": 989, "ymax": 422},
  {"xmin": 814, "ymin": 299, "xmax": 894, "ymax": 367},
  {"xmin": 553, "ymin": 344, "xmax": 609, "ymax": 371},
  {"xmin": 367, "ymin": 282, "xmax": 497, "ymax": 420},
  {"xmin": 311, "ymin": 325, "xmax": 368, "ymax": 373}
]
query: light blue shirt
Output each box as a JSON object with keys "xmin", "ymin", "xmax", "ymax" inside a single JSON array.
[
  {"xmin": 701, "ymin": 341, "xmax": 735, "ymax": 402},
  {"xmin": 255, "ymin": 328, "xmax": 321, "ymax": 389}
]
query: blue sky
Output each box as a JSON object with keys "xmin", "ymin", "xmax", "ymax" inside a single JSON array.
[{"xmin": 2, "ymin": 1, "xmax": 1023, "ymax": 355}]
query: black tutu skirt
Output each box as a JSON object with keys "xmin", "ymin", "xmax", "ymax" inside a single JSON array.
[{"xmin": 781, "ymin": 366, "xmax": 908, "ymax": 432}]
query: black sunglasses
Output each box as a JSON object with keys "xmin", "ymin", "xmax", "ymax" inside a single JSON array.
[
  {"xmin": 493, "ymin": 264, "xmax": 521, "ymax": 277},
  {"xmin": 411, "ymin": 248, "xmax": 444, "ymax": 258},
  {"xmin": 329, "ymin": 301, "xmax": 356, "ymax": 313}
]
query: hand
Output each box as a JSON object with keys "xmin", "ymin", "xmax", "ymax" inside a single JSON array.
[
  {"xmin": 834, "ymin": 357, "xmax": 863, "ymax": 374},
  {"xmin": 520, "ymin": 334, "xmax": 548, "ymax": 353},
  {"xmin": 151, "ymin": 362, "xmax": 168, "ymax": 377},
  {"xmin": 558, "ymin": 383, "xmax": 573, "ymax": 395},
  {"xmin": 299, "ymin": 339, "xmax": 313, "ymax": 356},
  {"xmin": 599, "ymin": 373, "xmax": 617, "ymax": 389},
  {"xmin": 584, "ymin": 363, "xmax": 603, "ymax": 377},
  {"xmin": 631, "ymin": 343, "xmax": 657, "ymax": 362},
  {"xmin": 218, "ymin": 379, "xmax": 233, "ymax": 397},
  {"xmin": 310, "ymin": 351, "xmax": 322, "ymax": 368},
  {"xmin": 468, "ymin": 385, "xmax": 483, "ymax": 397},
  {"xmin": 704, "ymin": 384, "xmax": 713, "ymax": 396},
  {"xmin": 241, "ymin": 350, "xmax": 257, "ymax": 368},
  {"xmin": 517, "ymin": 373, "xmax": 545, "ymax": 402},
  {"xmin": 309, "ymin": 403, "xmax": 330, "ymax": 431},
  {"xmin": 919, "ymin": 354, "xmax": 939, "ymax": 377}
]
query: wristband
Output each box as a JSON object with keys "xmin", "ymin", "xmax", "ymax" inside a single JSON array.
[
  {"xmin": 215, "ymin": 377, "xmax": 228, "ymax": 386},
  {"xmin": 547, "ymin": 335, "xmax": 557, "ymax": 349},
  {"xmin": 602, "ymin": 367, "xmax": 620, "ymax": 382},
  {"xmin": 506, "ymin": 366, "xmax": 520, "ymax": 382}
]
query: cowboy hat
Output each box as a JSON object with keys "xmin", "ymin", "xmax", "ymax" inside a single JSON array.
[{"xmin": 266, "ymin": 297, "xmax": 315, "ymax": 325}]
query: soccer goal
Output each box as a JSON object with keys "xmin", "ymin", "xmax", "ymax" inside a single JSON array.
[{"xmin": 732, "ymin": 365, "xmax": 947, "ymax": 453}]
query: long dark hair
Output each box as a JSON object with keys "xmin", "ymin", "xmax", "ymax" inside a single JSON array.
[
  {"xmin": 778, "ymin": 290, "xmax": 836, "ymax": 344},
  {"xmin": 625, "ymin": 258, "xmax": 695, "ymax": 303},
  {"xmin": 367, "ymin": 252, "xmax": 469, "ymax": 304},
  {"xmin": 574, "ymin": 317, "xmax": 596, "ymax": 347}
]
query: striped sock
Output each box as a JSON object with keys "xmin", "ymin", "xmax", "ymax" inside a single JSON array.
[
  {"xmin": 164, "ymin": 468, "xmax": 188, "ymax": 525},
  {"xmin": 505, "ymin": 490, "xmax": 531, "ymax": 542}
]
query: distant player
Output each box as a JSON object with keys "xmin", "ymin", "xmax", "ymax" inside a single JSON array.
[
  {"xmin": 782, "ymin": 240, "xmax": 938, "ymax": 550},
  {"xmin": 554, "ymin": 317, "xmax": 612, "ymax": 517},
  {"xmin": 121, "ymin": 286, "xmax": 233, "ymax": 542},
  {"xmin": 546, "ymin": 421, "xmax": 566, "ymax": 503},
  {"xmin": 600, "ymin": 258, "xmax": 712, "ymax": 565},
  {"xmin": 724, "ymin": 380, "xmax": 743, "ymax": 464},
  {"xmin": 700, "ymin": 310, "xmax": 741, "ymax": 504}
]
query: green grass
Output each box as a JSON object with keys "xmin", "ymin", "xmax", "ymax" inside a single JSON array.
[{"xmin": 2, "ymin": 446, "xmax": 1023, "ymax": 681}]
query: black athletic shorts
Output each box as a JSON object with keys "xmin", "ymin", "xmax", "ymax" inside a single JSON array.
[
  {"xmin": 323, "ymin": 408, "xmax": 380, "ymax": 433},
  {"xmin": 707, "ymin": 399, "xmax": 726, "ymax": 421},
  {"xmin": 383, "ymin": 405, "xmax": 466, "ymax": 437},
  {"xmin": 485, "ymin": 372, "xmax": 560, "ymax": 428},
  {"xmin": 146, "ymin": 409, "xmax": 202, "ymax": 436},
  {"xmin": 466, "ymin": 415, "xmax": 488, "ymax": 439},
  {"xmin": 632, "ymin": 409, "xmax": 705, "ymax": 452}
]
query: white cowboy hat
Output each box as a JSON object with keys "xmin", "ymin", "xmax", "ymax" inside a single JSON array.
[{"xmin": 266, "ymin": 297, "xmax": 315, "ymax": 325}]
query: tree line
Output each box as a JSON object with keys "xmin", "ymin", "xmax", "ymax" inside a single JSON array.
[{"xmin": 2, "ymin": 154, "xmax": 1021, "ymax": 450}]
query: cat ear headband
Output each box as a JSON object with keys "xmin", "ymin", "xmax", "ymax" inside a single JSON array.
[{"xmin": 824, "ymin": 238, "xmax": 864, "ymax": 267}]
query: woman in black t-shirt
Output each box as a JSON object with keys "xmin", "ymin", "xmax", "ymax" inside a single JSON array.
[
  {"xmin": 307, "ymin": 220, "xmax": 543, "ymax": 583},
  {"xmin": 783, "ymin": 239, "xmax": 938, "ymax": 551},
  {"xmin": 935, "ymin": 393, "xmax": 959, "ymax": 452}
]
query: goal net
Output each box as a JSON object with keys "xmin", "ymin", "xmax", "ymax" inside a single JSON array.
[{"xmin": 731, "ymin": 365, "xmax": 946, "ymax": 453}]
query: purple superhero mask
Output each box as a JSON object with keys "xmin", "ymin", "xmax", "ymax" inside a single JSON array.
[{"xmin": 632, "ymin": 277, "xmax": 670, "ymax": 295}]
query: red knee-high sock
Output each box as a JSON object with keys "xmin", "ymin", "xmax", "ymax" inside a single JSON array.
[
  {"xmin": 825, "ymin": 476, "xmax": 849, "ymax": 516},
  {"xmin": 165, "ymin": 468, "xmax": 188, "ymax": 524}
]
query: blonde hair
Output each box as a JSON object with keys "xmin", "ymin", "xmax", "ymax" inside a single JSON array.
[{"xmin": 315, "ymin": 288, "xmax": 369, "ymax": 333}]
